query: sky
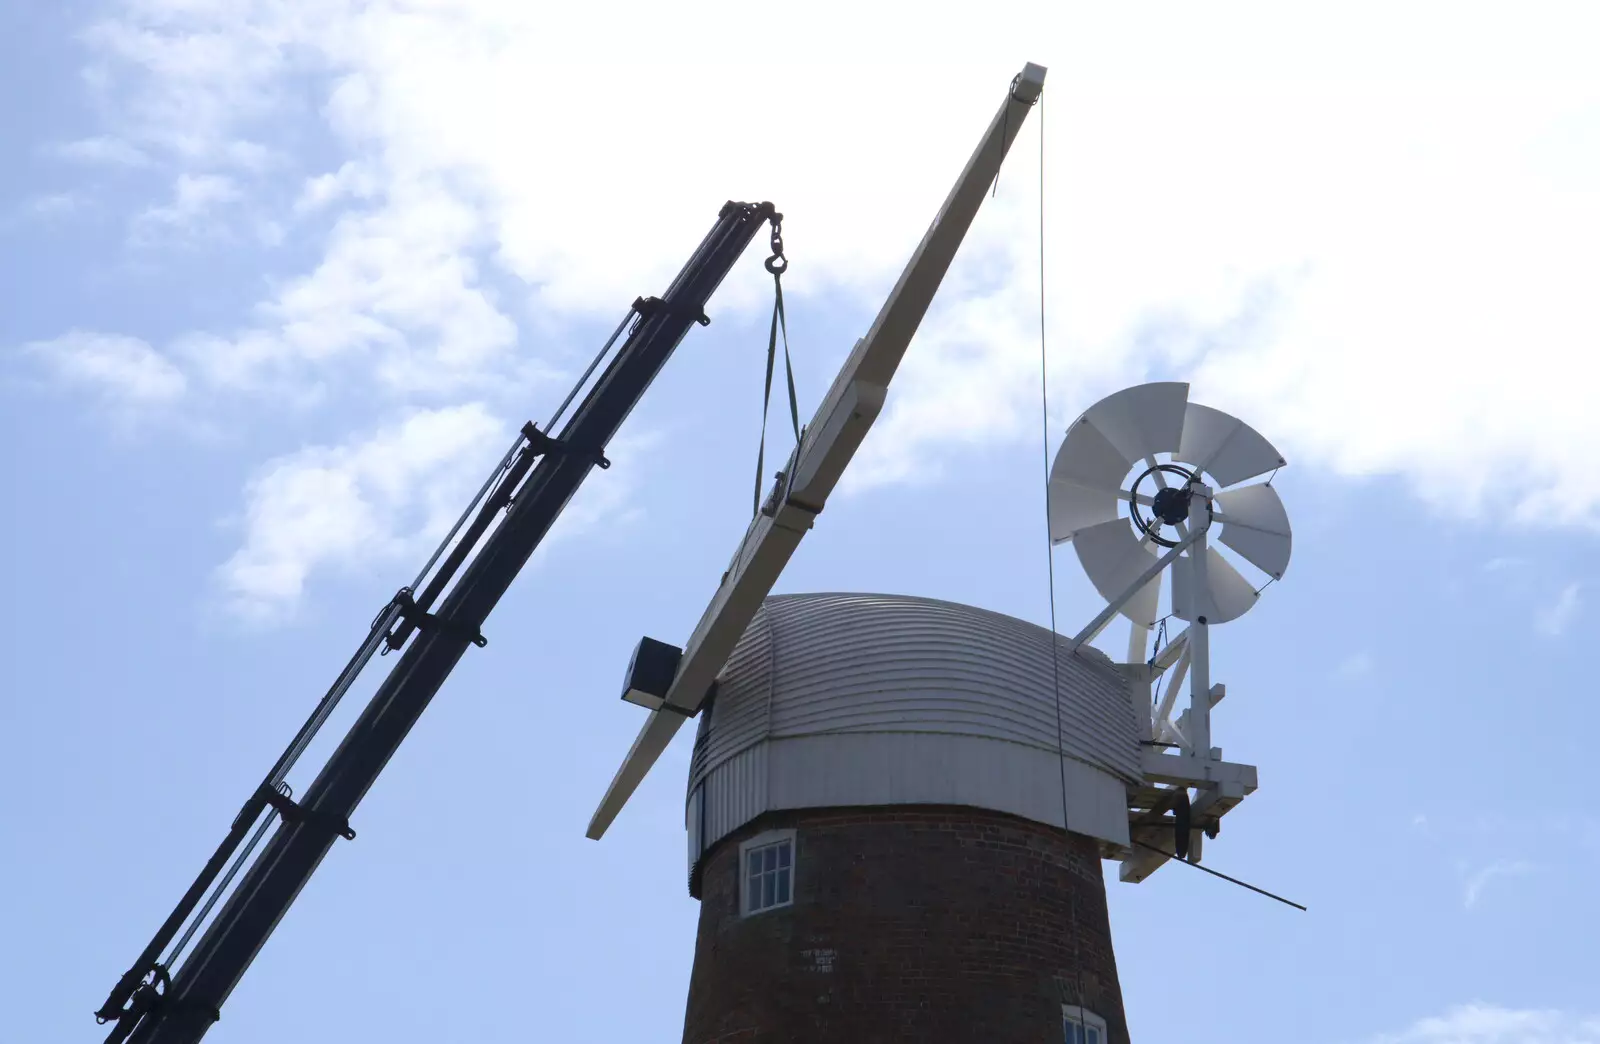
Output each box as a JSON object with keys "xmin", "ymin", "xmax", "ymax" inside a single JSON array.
[{"xmin": 2, "ymin": 2, "xmax": 1599, "ymax": 1042}]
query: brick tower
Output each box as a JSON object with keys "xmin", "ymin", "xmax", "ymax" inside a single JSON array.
[
  {"xmin": 683, "ymin": 807, "xmax": 1127, "ymax": 1043},
  {"xmin": 679, "ymin": 593, "xmax": 1145, "ymax": 1044}
]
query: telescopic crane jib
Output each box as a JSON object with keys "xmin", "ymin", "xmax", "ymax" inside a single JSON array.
[
  {"xmin": 96, "ymin": 201, "xmax": 779, "ymax": 1044},
  {"xmin": 96, "ymin": 62, "xmax": 1049, "ymax": 1044}
]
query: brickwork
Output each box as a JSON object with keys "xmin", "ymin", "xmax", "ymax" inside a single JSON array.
[{"xmin": 682, "ymin": 805, "xmax": 1129, "ymax": 1044}]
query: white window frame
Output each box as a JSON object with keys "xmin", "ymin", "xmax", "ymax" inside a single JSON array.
[
  {"xmin": 1063, "ymin": 1005, "xmax": 1108, "ymax": 1044},
  {"xmin": 738, "ymin": 828, "xmax": 796, "ymax": 916}
]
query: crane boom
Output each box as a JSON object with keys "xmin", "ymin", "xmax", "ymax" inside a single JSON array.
[
  {"xmin": 97, "ymin": 200, "xmax": 778, "ymax": 1044},
  {"xmin": 586, "ymin": 62, "xmax": 1047, "ymax": 840}
]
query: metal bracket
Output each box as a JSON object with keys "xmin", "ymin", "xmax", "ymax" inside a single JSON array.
[
  {"xmin": 758, "ymin": 470, "xmax": 790, "ymax": 518},
  {"xmin": 100, "ymin": 975, "xmax": 220, "ymax": 1044},
  {"xmin": 760, "ymin": 437, "xmax": 822, "ymax": 523},
  {"xmin": 97, "ymin": 964, "xmax": 171, "ymax": 1041},
  {"xmin": 632, "ymin": 294, "xmax": 710, "ymax": 327},
  {"xmin": 391, "ymin": 589, "xmax": 488, "ymax": 649},
  {"xmin": 259, "ymin": 784, "xmax": 356, "ymax": 842},
  {"xmin": 521, "ymin": 421, "xmax": 610, "ymax": 470}
]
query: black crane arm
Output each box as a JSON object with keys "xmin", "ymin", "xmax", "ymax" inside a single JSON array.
[{"xmin": 97, "ymin": 200, "xmax": 778, "ymax": 1044}]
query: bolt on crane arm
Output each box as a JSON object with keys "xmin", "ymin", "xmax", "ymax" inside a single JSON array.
[
  {"xmin": 586, "ymin": 62, "xmax": 1048, "ymax": 841},
  {"xmin": 97, "ymin": 200, "xmax": 777, "ymax": 1044}
]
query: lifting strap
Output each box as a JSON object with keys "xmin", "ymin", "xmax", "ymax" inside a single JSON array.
[{"xmin": 753, "ymin": 216, "xmax": 802, "ymax": 517}]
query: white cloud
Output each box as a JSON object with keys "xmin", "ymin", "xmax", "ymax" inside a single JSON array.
[
  {"xmin": 133, "ymin": 172, "xmax": 240, "ymax": 238},
  {"xmin": 68, "ymin": 1, "xmax": 1600, "ymax": 537},
  {"xmin": 1337, "ymin": 651, "xmax": 1374, "ymax": 679},
  {"xmin": 79, "ymin": 5, "xmax": 292, "ymax": 166},
  {"xmin": 1371, "ymin": 1003, "xmax": 1600, "ymax": 1044},
  {"xmin": 1536, "ymin": 582, "xmax": 1582, "ymax": 637},
  {"xmin": 1461, "ymin": 859, "xmax": 1535, "ymax": 909},
  {"xmin": 220, "ymin": 403, "xmax": 509, "ymax": 622},
  {"xmin": 38, "ymin": 1, "xmax": 1600, "ymax": 615},
  {"xmin": 49, "ymin": 135, "xmax": 151, "ymax": 167},
  {"xmin": 167, "ymin": 192, "xmax": 543, "ymax": 411},
  {"xmin": 219, "ymin": 408, "xmax": 661, "ymax": 622},
  {"xmin": 21, "ymin": 331, "xmax": 186, "ymax": 406},
  {"xmin": 1483, "ymin": 557, "xmax": 1526, "ymax": 573},
  {"xmin": 26, "ymin": 193, "xmax": 82, "ymax": 218},
  {"xmin": 181, "ymin": 185, "xmax": 519, "ymax": 395},
  {"xmin": 292, "ymin": 161, "xmax": 379, "ymax": 215}
]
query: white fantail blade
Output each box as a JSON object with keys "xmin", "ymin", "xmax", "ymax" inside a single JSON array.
[
  {"xmin": 1048, "ymin": 418, "xmax": 1130, "ymax": 543},
  {"xmin": 1082, "ymin": 382, "xmax": 1190, "ymax": 469},
  {"xmin": 1178, "ymin": 403, "xmax": 1287, "ymax": 488},
  {"xmin": 1074, "ymin": 517, "xmax": 1162, "ymax": 627},
  {"xmin": 1171, "ymin": 546, "xmax": 1259, "ymax": 624},
  {"xmin": 1214, "ymin": 482, "xmax": 1293, "ymax": 579}
]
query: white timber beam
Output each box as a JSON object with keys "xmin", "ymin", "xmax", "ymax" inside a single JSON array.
[
  {"xmin": 1120, "ymin": 824, "xmax": 1176, "ymax": 883},
  {"xmin": 1119, "ymin": 780, "xmax": 1251, "ymax": 883},
  {"xmin": 1140, "ymin": 750, "xmax": 1259, "ymax": 792},
  {"xmin": 586, "ymin": 62, "xmax": 1050, "ymax": 840},
  {"xmin": 1184, "ymin": 486, "xmax": 1215, "ymax": 761}
]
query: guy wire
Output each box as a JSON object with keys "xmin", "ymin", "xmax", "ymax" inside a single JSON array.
[{"xmin": 1033, "ymin": 88, "xmax": 1092, "ymax": 1036}]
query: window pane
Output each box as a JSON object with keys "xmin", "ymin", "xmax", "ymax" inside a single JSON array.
[
  {"xmin": 747, "ymin": 869, "xmax": 761, "ymax": 911},
  {"xmin": 778, "ymin": 841, "xmax": 791, "ymax": 868},
  {"xmin": 762, "ymin": 871, "xmax": 776, "ymax": 908},
  {"xmin": 764, "ymin": 846, "xmax": 777, "ymax": 873},
  {"xmin": 1087, "ymin": 1029, "xmax": 1100, "ymax": 1044},
  {"xmin": 776, "ymin": 867, "xmax": 791, "ymax": 904}
]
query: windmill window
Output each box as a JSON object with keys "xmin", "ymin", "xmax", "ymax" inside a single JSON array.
[
  {"xmin": 1063, "ymin": 1006, "xmax": 1107, "ymax": 1044},
  {"xmin": 739, "ymin": 829, "xmax": 795, "ymax": 916}
]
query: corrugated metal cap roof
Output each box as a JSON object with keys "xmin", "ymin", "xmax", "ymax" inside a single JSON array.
[{"xmin": 692, "ymin": 592, "xmax": 1141, "ymax": 786}]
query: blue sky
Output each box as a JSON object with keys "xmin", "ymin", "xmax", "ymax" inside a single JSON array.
[{"xmin": 3, "ymin": 3, "xmax": 1599, "ymax": 1042}]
